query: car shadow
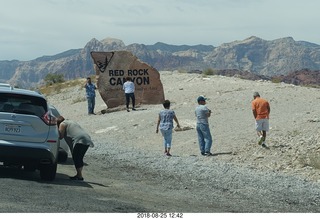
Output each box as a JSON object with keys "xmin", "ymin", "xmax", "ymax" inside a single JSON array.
[
  {"xmin": 58, "ymin": 157, "xmax": 88, "ymax": 166},
  {"xmin": 0, "ymin": 165, "xmax": 93, "ymax": 188}
]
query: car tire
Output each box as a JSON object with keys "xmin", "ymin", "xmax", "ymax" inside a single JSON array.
[
  {"xmin": 40, "ymin": 162, "xmax": 57, "ymax": 181},
  {"xmin": 58, "ymin": 150, "xmax": 68, "ymax": 163}
]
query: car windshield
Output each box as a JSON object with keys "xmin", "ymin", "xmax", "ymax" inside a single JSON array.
[{"xmin": 0, "ymin": 93, "xmax": 47, "ymax": 117}]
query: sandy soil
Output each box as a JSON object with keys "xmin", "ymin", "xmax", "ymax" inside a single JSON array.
[{"xmin": 45, "ymin": 71, "xmax": 320, "ymax": 212}]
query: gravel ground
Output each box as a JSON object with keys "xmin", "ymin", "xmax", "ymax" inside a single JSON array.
[{"xmin": 46, "ymin": 72, "xmax": 320, "ymax": 212}]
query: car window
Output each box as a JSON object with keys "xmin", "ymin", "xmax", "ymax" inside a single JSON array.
[
  {"xmin": 0, "ymin": 93, "xmax": 47, "ymax": 117},
  {"xmin": 1, "ymin": 103, "xmax": 14, "ymax": 112}
]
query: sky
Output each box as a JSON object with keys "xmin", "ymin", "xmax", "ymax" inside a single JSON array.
[{"xmin": 0, "ymin": 0, "xmax": 319, "ymax": 61}]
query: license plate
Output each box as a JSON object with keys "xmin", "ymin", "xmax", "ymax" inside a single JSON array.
[{"xmin": 4, "ymin": 124, "xmax": 21, "ymax": 134}]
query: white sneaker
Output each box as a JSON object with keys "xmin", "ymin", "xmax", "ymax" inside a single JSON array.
[{"xmin": 258, "ymin": 136, "xmax": 265, "ymax": 145}]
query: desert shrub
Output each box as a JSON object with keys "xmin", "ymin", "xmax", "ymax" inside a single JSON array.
[
  {"xmin": 271, "ymin": 77, "xmax": 282, "ymax": 83},
  {"xmin": 39, "ymin": 75, "xmax": 96, "ymax": 96},
  {"xmin": 44, "ymin": 73, "xmax": 65, "ymax": 86},
  {"xmin": 203, "ymin": 68, "xmax": 215, "ymax": 75}
]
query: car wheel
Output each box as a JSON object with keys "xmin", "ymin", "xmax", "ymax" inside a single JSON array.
[
  {"xmin": 40, "ymin": 162, "xmax": 57, "ymax": 181},
  {"xmin": 58, "ymin": 150, "xmax": 68, "ymax": 163}
]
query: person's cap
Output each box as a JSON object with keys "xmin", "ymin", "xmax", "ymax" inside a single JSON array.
[
  {"xmin": 197, "ymin": 95, "xmax": 207, "ymax": 102},
  {"xmin": 253, "ymin": 92, "xmax": 260, "ymax": 97}
]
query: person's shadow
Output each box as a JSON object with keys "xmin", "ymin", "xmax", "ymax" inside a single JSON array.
[{"xmin": 212, "ymin": 152, "xmax": 233, "ymax": 156}]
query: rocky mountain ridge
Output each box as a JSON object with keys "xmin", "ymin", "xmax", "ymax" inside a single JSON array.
[{"xmin": 1, "ymin": 36, "xmax": 320, "ymax": 88}]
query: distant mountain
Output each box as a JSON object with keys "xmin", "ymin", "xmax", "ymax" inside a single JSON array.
[
  {"xmin": 206, "ymin": 36, "xmax": 320, "ymax": 76},
  {"xmin": 1, "ymin": 36, "xmax": 320, "ymax": 88}
]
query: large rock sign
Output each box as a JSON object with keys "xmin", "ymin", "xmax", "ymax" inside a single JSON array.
[{"xmin": 90, "ymin": 51, "xmax": 165, "ymax": 108}]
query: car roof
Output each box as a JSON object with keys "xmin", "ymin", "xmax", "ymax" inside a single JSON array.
[{"xmin": 0, "ymin": 83, "xmax": 44, "ymax": 98}]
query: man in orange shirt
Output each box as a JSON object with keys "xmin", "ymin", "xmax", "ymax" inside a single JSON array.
[{"xmin": 252, "ymin": 92, "xmax": 270, "ymax": 147}]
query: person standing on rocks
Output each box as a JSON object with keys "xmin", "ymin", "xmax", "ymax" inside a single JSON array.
[
  {"xmin": 252, "ymin": 92, "xmax": 270, "ymax": 147},
  {"xmin": 156, "ymin": 100, "xmax": 180, "ymax": 156},
  {"xmin": 57, "ymin": 116, "xmax": 94, "ymax": 181},
  {"xmin": 123, "ymin": 77, "xmax": 136, "ymax": 112},
  {"xmin": 84, "ymin": 77, "xmax": 97, "ymax": 115},
  {"xmin": 195, "ymin": 95, "xmax": 213, "ymax": 156}
]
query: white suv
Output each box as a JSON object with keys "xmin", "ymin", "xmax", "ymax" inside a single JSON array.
[{"xmin": 0, "ymin": 83, "xmax": 59, "ymax": 180}]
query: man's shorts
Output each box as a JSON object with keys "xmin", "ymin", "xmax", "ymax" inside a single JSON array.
[{"xmin": 255, "ymin": 119, "xmax": 269, "ymax": 132}]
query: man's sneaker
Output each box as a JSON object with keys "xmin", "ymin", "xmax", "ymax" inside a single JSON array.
[
  {"xmin": 261, "ymin": 143, "xmax": 267, "ymax": 148},
  {"xmin": 166, "ymin": 153, "xmax": 172, "ymax": 156},
  {"xmin": 126, "ymin": 108, "xmax": 130, "ymax": 112},
  {"xmin": 70, "ymin": 175, "xmax": 84, "ymax": 181},
  {"xmin": 201, "ymin": 152, "xmax": 206, "ymax": 156},
  {"xmin": 205, "ymin": 152, "xmax": 213, "ymax": 156},
  {"xmin": 132, "ymin": 108, "xmax": 137, "ymax": 111},
  {"xmin": 258, "ymin": 136, "xmax": 265, "ymax": 145}
]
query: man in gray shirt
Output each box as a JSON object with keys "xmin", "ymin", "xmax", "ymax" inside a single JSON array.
[{"xmin": 195, "ymin": 95, "xmax": 213, "ymax": 156}]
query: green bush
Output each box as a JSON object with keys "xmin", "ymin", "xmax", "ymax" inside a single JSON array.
[
  {"xmin": 44, "ymin": 73, "xmax": 65, "ymax": 86},
  {"xmin": 203, "ymin": 68, "xmax": 215, "ymax": 75},
  {"xmin": 271, "ymin": 77, "xmax": 282, "ymax": 83}
]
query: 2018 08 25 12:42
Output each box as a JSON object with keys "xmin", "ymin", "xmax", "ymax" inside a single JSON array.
[{"xmin": 137, "ymin": 213, "xmax": 183, "ymax": 218}]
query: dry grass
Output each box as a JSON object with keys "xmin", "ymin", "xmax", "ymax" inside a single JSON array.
[{"xmin": 39, "ymin": 75, "xmax": 96, "ymax": 96}]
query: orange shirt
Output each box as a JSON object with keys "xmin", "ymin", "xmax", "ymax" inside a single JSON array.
[{"xmin": 251, "ymin": 97, "xmax": 270, "ymax": 120}]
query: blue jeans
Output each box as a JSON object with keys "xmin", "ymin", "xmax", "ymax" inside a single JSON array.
[
  {"xmin": 196, "ymin": 123, "xmax": 212, "ymax": 154},
  {"xmin": 87, "ymin": 97, "xmax": 95, "ymax": 114},
  {"xmin": 125, "ymin": 93, "xmax": 135, "ymax": 109},
  {"xmin": 160, "ymin": 128, "xmax": 173, "ymax": 149}
]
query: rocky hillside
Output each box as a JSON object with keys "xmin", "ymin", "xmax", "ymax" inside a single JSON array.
[
  {"xmin": 273, "ymin": 69, "xmax": 320, "ymax": 87},
  {"xmin": 1, "ymin": 36, "xmax": 320, "ymax": 88}
]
